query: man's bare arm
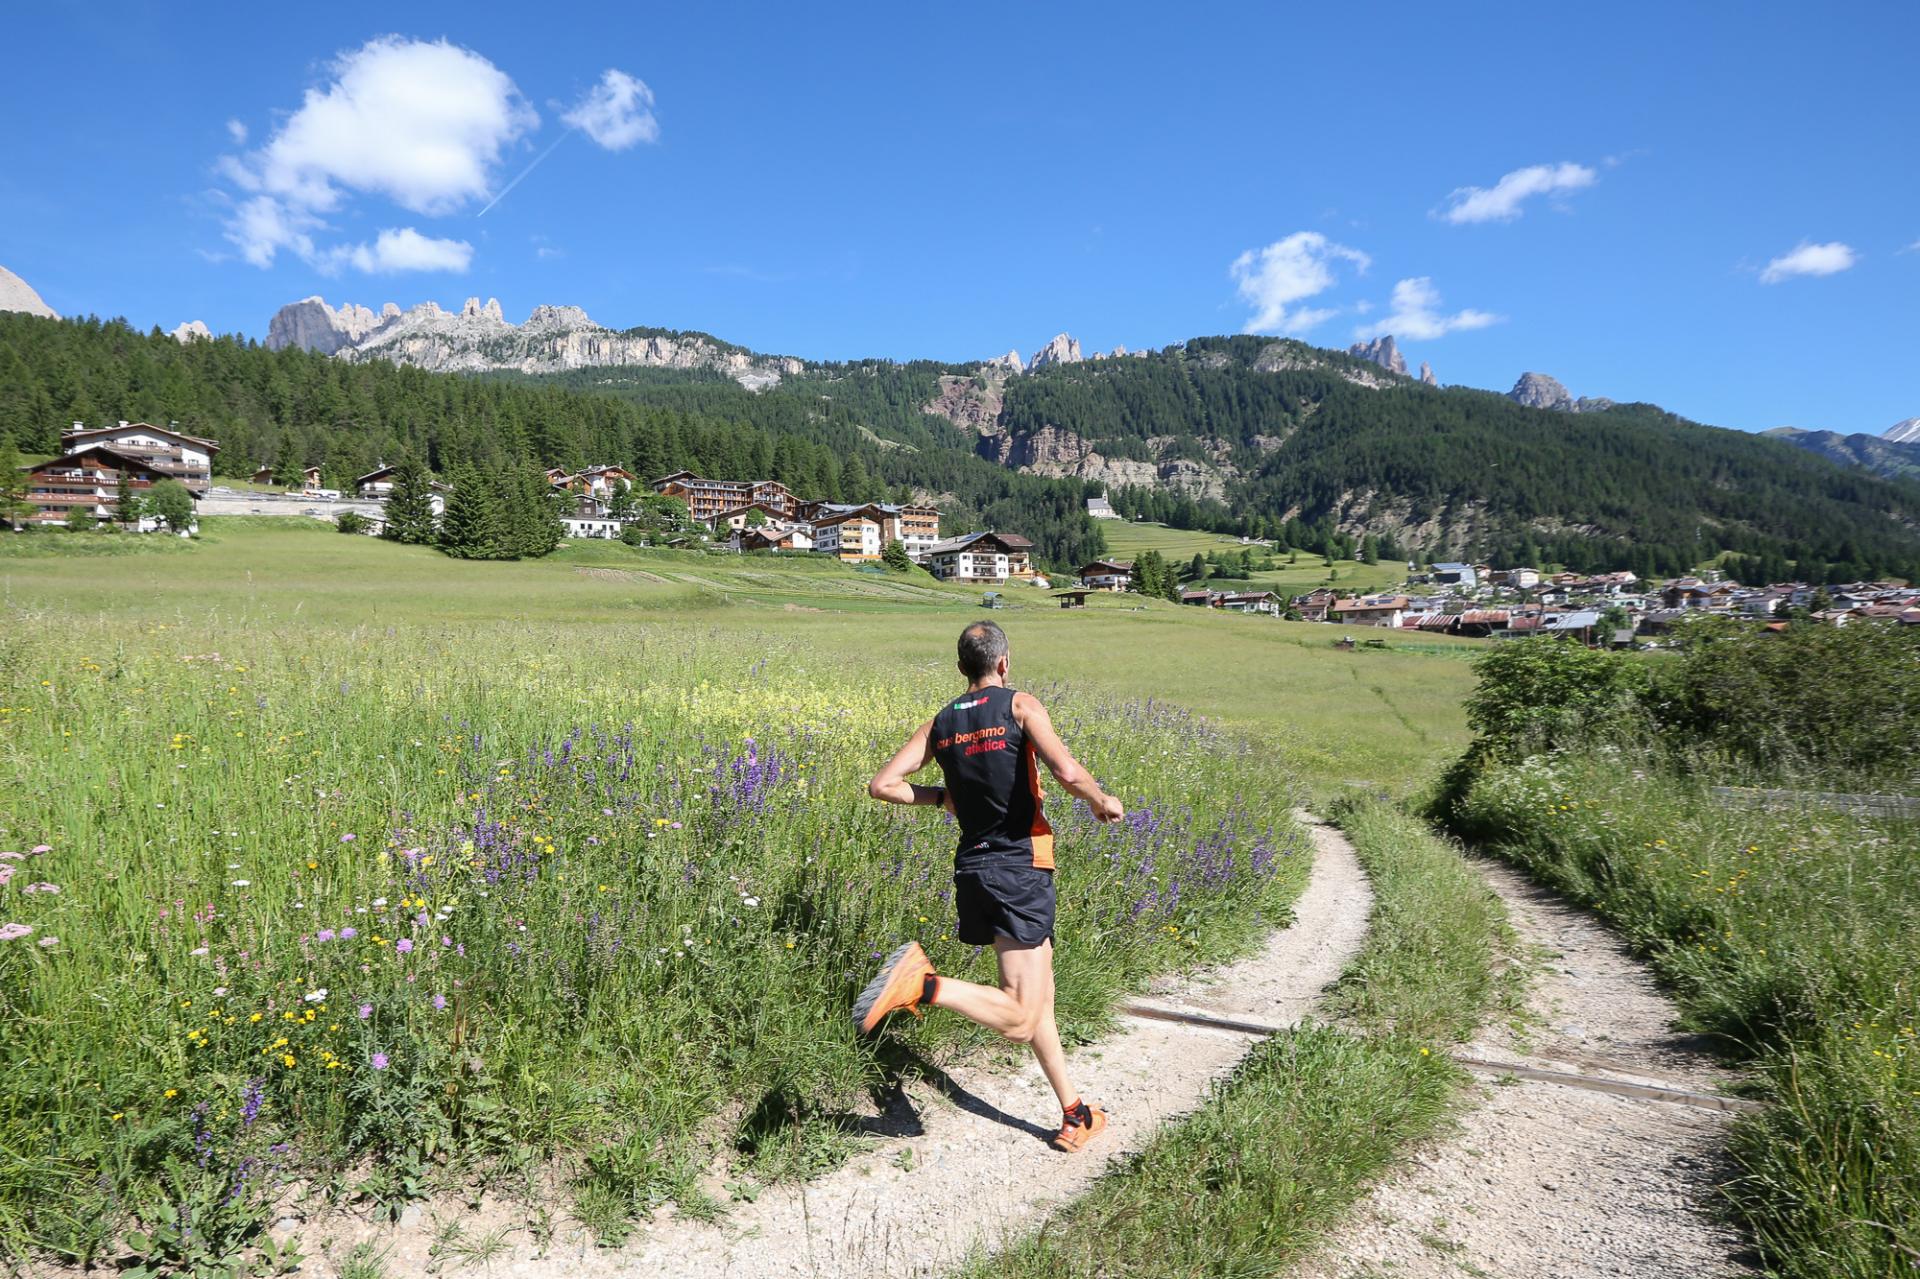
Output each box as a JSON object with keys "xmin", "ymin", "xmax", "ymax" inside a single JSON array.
[
  {"xmin": 1014, "ymin": 693, "xmax": 1124, "ymax": 822},
  {"xmin": 867, "ymin": 719, "xmax": 951, "ymax": 808}
]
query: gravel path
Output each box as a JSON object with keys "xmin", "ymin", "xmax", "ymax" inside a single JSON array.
[
  {"xmin": 315, "ymin": 814, "xmax": 1372, "ymax": 1277},
  {"xmin": 1301, "ymin": 853, "xmax": 1755, "ymax": 1279}
]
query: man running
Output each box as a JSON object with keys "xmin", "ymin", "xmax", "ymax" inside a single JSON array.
[{"xmin": 855, "ymin": 620, "xmax": 1125, "ymax": 1152}]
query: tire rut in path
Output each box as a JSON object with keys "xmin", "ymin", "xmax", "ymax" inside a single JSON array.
[
  {"xmin": 1300, "ymin": 853, "xmax": 1755, "ymax": 1279},
  {"xmin": 486, "ymin": 812, "xmax": 1372, "ymax": 1279}
]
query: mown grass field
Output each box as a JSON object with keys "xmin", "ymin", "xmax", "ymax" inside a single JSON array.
[
  {"xmin": 0, "ymin": 520, "xmax": 1477, "ymax": 1272},
  {"xmin": 1098, "ymin": 520, "xmax": 1409, "ymax": 597}
]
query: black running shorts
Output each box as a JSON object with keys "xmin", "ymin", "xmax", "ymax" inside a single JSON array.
[{"xmin": 953, "ymin": 856, "xmax": 1055, "ymax": 946}]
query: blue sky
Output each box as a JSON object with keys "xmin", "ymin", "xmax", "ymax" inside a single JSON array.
[{"xmin": 4, "ymin": 2, "xmax": 1916, "ymax": 434}]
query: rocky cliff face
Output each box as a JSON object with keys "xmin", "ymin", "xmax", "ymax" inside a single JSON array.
[
  {"xmin": 983, "ymin": 349, "xmax": 1026, "ymax": 374},
  {"xmin": 976, "ymin": 423, "xmax": 1225, "ymax": 500},
  {"xmin": 0, "ymin": 264, "xmax": 57, "ymax": 319},
  {"xmin": 1029, "ymin": 333, "xmax": 1082, "ymax": 369},
  {"xmin": 1348, "ymin": 335, "xmax": 1407, "ymax": 376},
  {"xmin": 1886, "ymin": 418, "xmax": 1920, "ymax": 444},
  {"xmin": 264, "ymin": 296, "xmax": 803, "ymax": 389},
  {"xmin": 1509, "ymin": 372, "xmax": 1576, "ymax": 411},
  {"xmin": 170, "ymin": 320, "xmax": 213, "ymax": 343},
  {"xmin": 1419, "ymin": 361, "xmax": 1437, "ymax": 386}
]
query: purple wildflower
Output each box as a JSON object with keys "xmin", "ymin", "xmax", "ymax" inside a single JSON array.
[
  {"xmin": 240, "ymin": 1077, "xmax": 265, "ymax": 1127},
  {"xmin": 357, "ymin": 1003, "xmax": 372, "ymax": 1020},
  {"xmin": 339, "ymin": 927, "xmax": 358, "ymax": 940},
  {"xmin": 395, "ymin": 938, "xmax": 414, "ymax": 954},
  {"xmin": 315, "ymin": 929, "xmax": 336, "ymax": 943},
  {"xmin": 340, "ymin": 833, "xmax": 356, "ymax": 843},
  {"xmin": 432, "ymin": 994, "xmax": 447, "ymax": 1011},
  {"xmin": 370, "ymin": 1052, "xmax": 389, "ymax": 1071}
]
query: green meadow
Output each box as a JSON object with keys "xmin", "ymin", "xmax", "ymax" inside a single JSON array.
[
  {"xmin": 0, "ymin": 520, "xmax": 1474, "ymax": 1270},
  {"xmin": 1098, "ymin": 520, "xmax": 1410, "ymax": 597}
]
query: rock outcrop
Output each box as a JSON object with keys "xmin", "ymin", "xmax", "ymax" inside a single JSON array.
[
  {"xmin": 263, "ymin": 296, "xmax": 802, "ymax": 389},
  {"xmin": 1348, "ymin": 335, "xmax": 1408, "ymax": 376},
  {"xmin": 1509, "ymin": 372, "xmax": 1576, "ymax": 412},
  {"xmin": 1886, "ymin": 417, "xmax": 1920, "ymax": 444},
  {"xmin": 978, "ymin": 423, "xmax": 1225, "ymax": 501},
  {"xmin": 983, "ymin": 349, "xmax": 1026, "ymax": 375},
  {"xmin": 170, "ymin": 320, "xmax": 213, "ymax": 343},
  {"xmin": 1419, "ymin": 361, "xmax": 1437, "ymax": 386},
  {"xmin": 1029, "ymin": 333, "xmax": 1082, "ymax": 369},
  {"xmin": 0, "ymin": 264, "xmax": 57, "ymax": 319}
]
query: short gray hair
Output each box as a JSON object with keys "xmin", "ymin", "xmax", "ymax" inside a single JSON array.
[{"xmin": 957, "ymin": 621, "xmax": 1008, "ymax": 679}]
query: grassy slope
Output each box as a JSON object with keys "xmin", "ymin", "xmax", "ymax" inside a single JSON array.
[
  {"xmin": 961, "ymin": 799, "xmax": 1514, "ymax": 1278},
  {"xmin": 0, "ymin": 520, "xmax": 1474, "ymax": 798},
  {"xmin": 1099, "ymin": 520, "xmax": 1409, "ymax": 597}
]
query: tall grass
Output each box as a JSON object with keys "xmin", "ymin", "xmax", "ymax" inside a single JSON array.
[
  {"xmin": 1448, "ymin": 750, "xmax": 1920, "ymax": 1276},
  {"xmin": 0, "ymin": 619, "xmax": 1306, "ymax": 1269},
  {"xmin": 960, "ymin": 798, "xmax": 1513, "ymax": 1278}
]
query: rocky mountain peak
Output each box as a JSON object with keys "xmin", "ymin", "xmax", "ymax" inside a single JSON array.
[
  {"xmin": 983, "ymin": 349, "xmax": 1026, "ymax": 375},
  {"xmin": 1029, "ymin": 333, "xmax": 1082, "ymax": 369},
  {"xmin": 1419, "ymin": 361, "xmax": 1437, "ymax": 386},
  {"xmin": 0, "ymin": 264, "xmax": 57, "ymax": 319},
  {"xmin": 263, "ymin": 293, "xmax": 801, "ymax": 390},
  {"xmin": 1509, "ymin": 372, "xmax": 1576, "ymax": 412},
  {"xmin": 170, "ymin": 320, "xmax": 212, "ymax": 343},
  {"xmin": 1348, "ymin": 335, "xmax": 1408, "ymax": 376},
  {"xmin": 1885, "ymin": 417, "xmax": 1920, "ymax": 444}
]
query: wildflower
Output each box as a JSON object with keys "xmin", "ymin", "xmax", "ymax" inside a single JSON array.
[
  {"xmin": 357, "ymin": 1004, "xmax": 372, "ymax": 1020},
  {"xmin": 303, "ymin": 989, "xmax": 327, "ymax": 1003},
  {"xmin": 213, "ymin": 987, "xmax": 227, "ymax": 997},
  {"xmin": 339, "ymin": 927, "xmax": 358, "ymax": 940},
  {"xmin": 341, "ymin": 834, "xmax": 356, "ymax": 843},
  {"xmin": 315, "ymin": 929, "xmax": 337, "ymax": 943},
  {"xmin": 38, "ymin": 936, "xmax": 59, "ymax": 948},
  {"xmin": 0, "ymin": 924, "xmax": 34, "ymax": 941},
  {"xmin": 231, "ymin": 879, "xmax": 250, "ymax": 888},
  {"xmin": 395, "ymin": 939, "xmax": 414, "ymax": 954},
  {"xmin": 30, "ymin": 845, "xmax": 50, "ymax": 855},
  {"xmin": 164, "ymin": 1089, "xmax": 178, "ymax": 1099},
  {"xmin": 281, "ymin": 1054, "xmax": 296, "ymax": 1068},
  {"xmin": 249, "ymin": 1012, "xmax": 263, "ymax": 1023},
  {"xmin": 21, "ymin": 883, "xmax": 59, "ymax": 895},
  {"xmin": 191, "ymin": 947, "xmax": 209, "ymax": 956},
  {"xmin": 432, "ymin": 994, "xmax": 447, "ymax": 1011},
  {"xmin": 370, "ymin": 1052, "xmax": 389, "ymax": 1071}
]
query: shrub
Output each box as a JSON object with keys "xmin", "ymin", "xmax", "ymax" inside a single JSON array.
[
  {"xmin": 335, "ymin": 511, "xmax": 370, "ymax": 535},
  {"xmin": 1461, "ymin": 636, "xmax": 1646, "ymax": 758}
]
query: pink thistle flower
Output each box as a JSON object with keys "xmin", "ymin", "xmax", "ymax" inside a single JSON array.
[
  {"xmin": 22, "ymin": 883, "xmax": 59, "ymax": 895},
  {"xmin": 0, "ymin": 923, "xmax": 31, "ymax": 942},
  {"xmin": 30, "ymin": 845, "xmax": 51, "ymax": 855},
  {"xmin": 357, "ymin": 1003, "xmax": 372, "ymax": 1019},
  {"xmin": 370, "ymin": 1052, "xmax": 389, "ymax": 1070},
  {"xmin": 37, "ymin": 937, "xmax": 59, "ymax": 948}
]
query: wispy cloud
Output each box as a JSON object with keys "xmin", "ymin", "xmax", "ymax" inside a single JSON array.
[
  {"xmin": 1441, "ymin": 162, "xmax": 1596, "ymax": 224},
  {"xmin": 1355, "ymin": 277, "xmax": 1500, "ymax": 341},
  {"xmin": 562, "ymin": 69, "xmax": 659, "ymax": 150},
  {"xmin": 1758, "ymin": 240, "xmax": 1857, "ymax": 283},
  {"xmin": 317, "ymin": 227, "xmax": 474, "ymax": 275},
  {"xmin": 1229, "ymin": 231, "xmax": 1371, "ymax": 334},
  {"xmin": 225, "ymin": 118, "xmax": 247, "ymax": 145}
]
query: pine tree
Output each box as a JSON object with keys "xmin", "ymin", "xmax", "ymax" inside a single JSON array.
[
  {"xmin": 1187, "ymin": 552, "xmax": 1208, "ymax": 582},
  {"xmin": 382, "ymin": 454, "xmax": 438, "ymax": 544},
  {"xmin": 438, "ymin": 465, "xmax": 507, "ymax": 560},
  {"xmin": 882, "ymin": 539, "xmax": 914, "ymax": 572},
  {"xmin": 274, "ymin": 455, "xmax": 304, "ymax": 490},
  {"xmin": 106, "ymin": 465, "xmax": 143, "ymax": 529},
  {"xmin": 0, "ymin": 441, "xmax": 29, "ymax": 528}
]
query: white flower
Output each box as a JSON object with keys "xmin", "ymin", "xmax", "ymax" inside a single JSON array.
[
  {"xmin": 231, "ymin": 880, "xmax": 250, "ymax": 888},
  {"xmin": 303, "ymin": 988, "xmax": 328, "ymax": 1003},
  {"xmin": 742, "ymin": 896, "xmax": 761, "ymax": 908},
  {"xmin": 191, "ymin": 947, "xmax": 209, "ymax": 956},
  {"xmin": 372, "ymin": 897, "xmax": 388, "ymax": 908},
  {"xmin": 213, "ymin": 986, "xmax": 228, "ymax": 996}
]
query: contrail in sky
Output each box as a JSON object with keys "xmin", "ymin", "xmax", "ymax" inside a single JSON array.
[{"xmin": 479, "ymin": 129, "xmax": 575, "ymax": 217}]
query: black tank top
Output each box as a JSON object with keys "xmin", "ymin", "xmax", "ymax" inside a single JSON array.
[{"xmin": 930, "ymin": 685, "xmax": 1055, "ymax": 869}]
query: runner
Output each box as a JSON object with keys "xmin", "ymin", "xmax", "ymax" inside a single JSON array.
[{"xmin": 855, "ymin": 620, "xmax": 1126, "ymax": 1152}]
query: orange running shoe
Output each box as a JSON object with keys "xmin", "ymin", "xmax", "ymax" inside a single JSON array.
[
  {"xmin": 852, "ymin": 941, "xmax": 937, "ymax": 1034},
  {"xmin": 1050, "ymin": 1099, "xmax": 1108, "ymax": 1153}
]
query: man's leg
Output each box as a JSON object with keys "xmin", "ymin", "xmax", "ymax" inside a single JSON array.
[{"xmin": 926, "ymin": 937, "xmax": 1077, "ymax": 1109}]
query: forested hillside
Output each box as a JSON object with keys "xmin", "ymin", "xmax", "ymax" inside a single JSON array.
[
  {"xmin": 975, "ymin": 336, "xmax": 1920, "ymax": 581},
  {"xmin": 9, "ymin": 311, "xmax": 1919, "ymax": 583},
  {"xmin": 0, "ymin": 314, "xmax": 1108, "ymax": 567}
]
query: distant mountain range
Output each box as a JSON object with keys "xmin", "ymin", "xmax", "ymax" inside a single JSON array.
[{"xmin": 1763, "ymin": 423, "xmax": 1920, "ymax": 480}]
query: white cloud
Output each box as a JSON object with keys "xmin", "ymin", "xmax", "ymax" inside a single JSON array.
[
  {"xmin": 1229, "ymin": 232, "xmax": 1371, "ymax": 334},
  {"xmin": 1759, "ymin": 240, "xmax": 1857, "ymax": 283},
  {"xmin": 317, "ymin": 227, "xmax": 474, "ymax": 275},
  {"xmin": 1441, "ymin": 162, "xmax": 1596, "ymax": 224},
  {"xmin": 562, "ymin": 69, "xmax": 659, "ymax": 150},
  {"xmin": 225, "ymin": 118, "xmax": 248, "ymax": 145},
  {"xmin": 217, "ymin": 36, "xmax": 536, "ymax": 269},
  {"xmin": 1355, "ymin": 277, "xmax": 1500, "ymax": 341}
]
